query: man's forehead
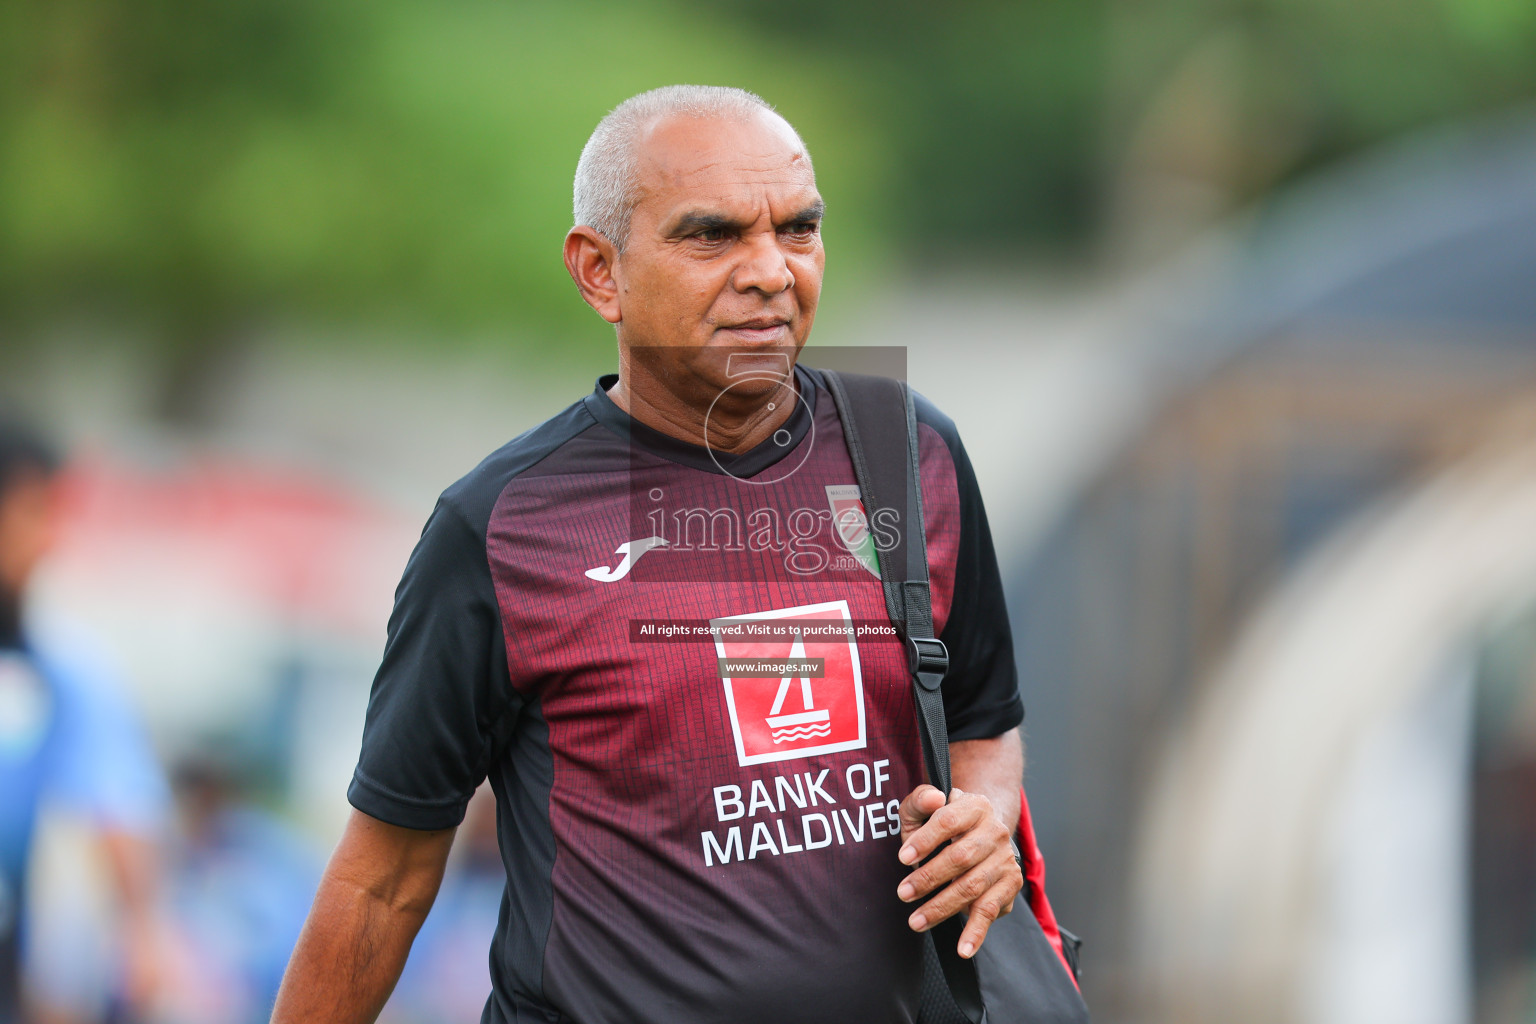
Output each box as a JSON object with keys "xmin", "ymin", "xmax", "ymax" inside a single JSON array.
[{"xmin": 632, "ymin": 111, "xmax": 816, "ymax": 204}]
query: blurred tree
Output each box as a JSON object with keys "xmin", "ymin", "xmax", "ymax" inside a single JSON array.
[
  {"xmin": 713, "ymin": 0, "xmax": 1536, "ymax": 258},
  {"xmin": 708, "ymin": 0, "xmax": 1107, "ymax": 253},
  {"xmin": 4, "ymin": 0, "xmax": 1536, "ymax": 419},
  {"xmin": 1100, "ymin": 0, "xmax": 1536, "ymax": 257},
  {"xmin": 0, "ymin": 0, "xmax": 891, "ymax": 420}
]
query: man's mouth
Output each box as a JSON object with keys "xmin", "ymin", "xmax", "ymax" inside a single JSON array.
[{"xmin": 719, "ymin": 317, "xmax": 791, "ymax": 342}]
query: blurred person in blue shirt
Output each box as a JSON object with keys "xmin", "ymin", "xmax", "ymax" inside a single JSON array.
[
  {"xmin": 150, "ymin": 751, "xmax": 319, "ymax": 1024},
  {"xmin": 0, "ymin": 416, "xmax": 170, "ymax": 1024}
]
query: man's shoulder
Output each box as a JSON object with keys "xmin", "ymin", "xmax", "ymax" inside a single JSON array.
[
  {"xmin": 910, "ymin": 388, "xmax": 961, "ymax": 451},
  {"xmin": 437, "ymin": 394, "xmax": 599, "ymax": 533}
]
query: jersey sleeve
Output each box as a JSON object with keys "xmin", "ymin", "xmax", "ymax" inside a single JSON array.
[
  {"xmin": 348, "ymin": 497, "xmax": 518, "ymax": 831},
  {"xmin": 918, "ymin": 402, "xmax": 1026, "ymax": 742}
]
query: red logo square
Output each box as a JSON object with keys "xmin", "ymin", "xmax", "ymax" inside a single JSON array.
[{"xmin": 712, "ymin": 600, "xmax": 867, "ymax": 766}]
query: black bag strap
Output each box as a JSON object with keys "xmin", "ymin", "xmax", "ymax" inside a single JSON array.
[
  {"xmin": 821, "ymin": 369, "xmax": 985, "ymax": 1023},
  {"xmin": 821, "ymin": 370, "xmax": 952, "ymax": 791}
]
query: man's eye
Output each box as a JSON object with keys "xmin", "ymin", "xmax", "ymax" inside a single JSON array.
[
  {"xmin": 697, "ymin": 228, "xmax": 727, "ymax": 242},
  {"xmin": 783, "ymin": 222, "xmax": 819, "ymax": 236}
]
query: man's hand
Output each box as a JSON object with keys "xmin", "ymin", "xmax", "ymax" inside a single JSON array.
[{"xmin": 895, "ymin": 729, "xmax": 1025, "ymax": 959}]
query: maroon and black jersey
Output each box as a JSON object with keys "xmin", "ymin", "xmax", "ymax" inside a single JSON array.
[{"xmin": 349, "ymin": 366, "xmax": 1023, "ymax": 1024}]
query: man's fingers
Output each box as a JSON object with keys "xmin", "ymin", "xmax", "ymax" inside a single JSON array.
[
  {"xmin": 897, "ymin": 787, "xmax": 984, "ymax": 866},
  {"xmin": 901, "ymin": 840, "xmax": 1023, "ymax": 946},
  {"xmin": 896, "ymin": 827, "xmax": 992, "ymax": 903},
  {"xmin": 954, "ymin": 880, "xmax": 1020, "ymax": 959},
  {"xmin": 903, "ymin": 850, "xmax": 1007, "ymax": 931},
  {"xmin": 894, "ymin": 784, "xmax": 1024, "ymax": 958},
  {"xmin": 897, "ymin": 784, "xmax": 947, "ymax": 846}
]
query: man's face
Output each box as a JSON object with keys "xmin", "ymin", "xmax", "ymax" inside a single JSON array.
[{"xmin": 609, "ymin": 109, "xmax": 825, "ymax": 403}]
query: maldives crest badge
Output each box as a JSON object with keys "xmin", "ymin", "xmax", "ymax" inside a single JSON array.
[
  {"xmin": 711, "ymin": 599, "xmax": 867, "ymax": 767},
  {"xmin": 825, "ymin": 484, "xmax": 880, "ymax": 578}
]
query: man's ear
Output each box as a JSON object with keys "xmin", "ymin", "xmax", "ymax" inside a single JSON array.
[{"xmin": 564, "ymin": 227, "xmax": 623, "ymax": 324}]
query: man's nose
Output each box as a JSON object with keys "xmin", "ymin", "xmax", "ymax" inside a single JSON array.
[{"xmin": 730, "ymin": 235, "xmax": 795, "ymax": 295}]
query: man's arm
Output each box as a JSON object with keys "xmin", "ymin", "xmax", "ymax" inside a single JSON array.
[
  {"xmin": 896, "ymin": 727, "xmax": 1025, "ymax": 958},
  {"xmin": 271, "ymin": 810, "xmax": 456, "ymax": 1024}
]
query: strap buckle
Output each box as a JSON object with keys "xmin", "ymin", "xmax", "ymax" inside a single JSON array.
[{"xmin": 908, "ymin": 636, "xmax": 949, "ymax": 690}]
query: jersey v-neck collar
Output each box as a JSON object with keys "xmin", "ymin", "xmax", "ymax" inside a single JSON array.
[{"xmin": 583, "ymin": 364, "xmax": 817, "ymax": 478}]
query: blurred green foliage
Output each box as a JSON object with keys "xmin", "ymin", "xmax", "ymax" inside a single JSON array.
[
  {"xmin": 0, "ymin": 0, "xmax": 891, "ymax": 371},
  {"xmin": 711, "ymin": 0, "xmax": 1107, "ymax": 248},
  {"xmin": 716, "ymin": 0, "xmax": 1536, "ymax": 249},
  {"xmin": 2, "ymin": 0, "xmax": 1535, "ymax": 390}
]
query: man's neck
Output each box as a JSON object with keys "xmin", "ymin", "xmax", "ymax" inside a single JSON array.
[{"xmin": 607, "ymin": 368, "xmax": 798, "ymax": 456}]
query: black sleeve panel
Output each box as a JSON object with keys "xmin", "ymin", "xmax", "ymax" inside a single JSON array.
[
  {"xmin": 914, "ymin": 393, "xmax": 1025, "ymax": 742},
  {"xmin": 349, "ymin": 496, "xmax": 519, "ymax": 830}
]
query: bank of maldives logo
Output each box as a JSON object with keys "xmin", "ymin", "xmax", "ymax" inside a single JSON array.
[{"xmin": 711, "ymin": 599, "xmax": 866, "ymax": 767}]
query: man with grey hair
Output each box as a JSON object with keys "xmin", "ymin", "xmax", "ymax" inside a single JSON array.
[{"xmin": 273, "ymin": 84, "xmax": 1026, "ymax": 1023}]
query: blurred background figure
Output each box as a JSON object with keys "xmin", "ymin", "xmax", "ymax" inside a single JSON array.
[
  {"xmin": 0, "ymin": 417, "xmax": 170, "ymax": 1024},
  {"xmin": 144, "ymin": 747, "xmax": 320, "ymax": 1024},
  {"xmin": 5, "ymin": 1, "xmax": 1536, "ymax": 1021}
]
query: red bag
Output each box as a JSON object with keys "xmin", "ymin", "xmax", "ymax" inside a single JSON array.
[{"xmin": 1017, "ymin": 786, "xmax": 1081, "ymax": 989}]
